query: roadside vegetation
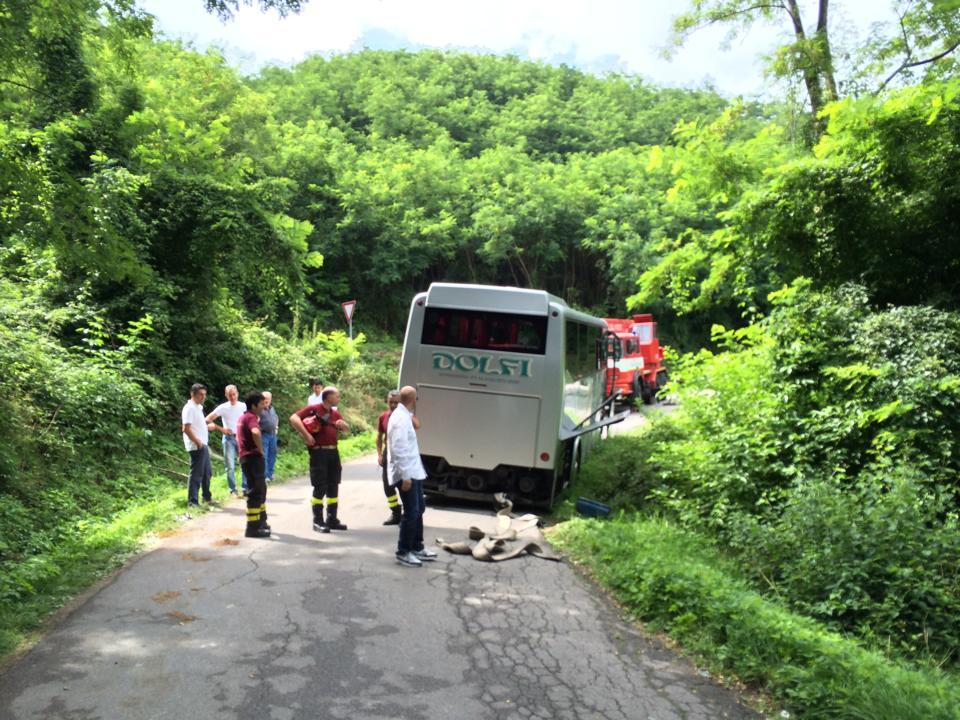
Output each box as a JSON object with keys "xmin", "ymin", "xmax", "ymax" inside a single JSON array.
[{"xmin": 2, "ymin": 2, "xmax": 960, "ymax": 717}]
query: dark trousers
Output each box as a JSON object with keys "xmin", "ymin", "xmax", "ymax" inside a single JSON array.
[
  {"xmin": 381, "ymin": 460, "xmax": 401, "ymax": 510},
  {"xmin": 397, "ymin": 479, "xmax": 425, "ymax": 555},
  {"xmin": 309, "ymin": 447, "xmax": 342, "ymax": 516},
  {"xmin": 188, "ymin": 445, "xmax": 212, "ymax": 504},
  {"xmin": 241, "ymin": 454, "xmax": 267, "ymax": 527}
]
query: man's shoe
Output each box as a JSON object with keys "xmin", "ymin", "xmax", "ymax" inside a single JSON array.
[
  {"xmin": 396, "ymin": 552, "xmax": 422, "ymax": 567},
  {"xmin": 326, "ymin": 518, "xmax": 348, "ymax": 531},
  {"xmin": 313, "ymin": 522, "xmax": 330, "ymax": 534},
  {"xmin": 414, "ymin": 548, "xmax": 438, "ymax": 561},
  {"xmin": 229, "ymin": 490, "xmax": 238, "ymax": 497},
  {"xmin": 382, "ymin": 514, "xmax": 401, "ymax": 526},
  {"xmin": 245, "ymin": 527, "xmax": 271, "ymax": 538},
  {"xmin": 188, "ymin": 501, "xmax": 201, "ymax": 509}
]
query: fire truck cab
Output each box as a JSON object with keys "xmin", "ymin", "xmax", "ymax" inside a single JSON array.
[{"xmin": 603, "ymin": 314, "xmax": 668, "ymax": 405}]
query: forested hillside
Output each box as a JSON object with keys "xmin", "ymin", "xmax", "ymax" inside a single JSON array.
[{"xmin": 2, "ymin": 1, "xmax": 960, "ymax": 716}]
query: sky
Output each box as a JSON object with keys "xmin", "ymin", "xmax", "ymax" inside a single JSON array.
[{"xmin": 138, "ymin": 0, "xmax": 896, "ymax": 98}]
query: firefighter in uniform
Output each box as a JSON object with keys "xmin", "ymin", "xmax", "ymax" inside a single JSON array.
[
  {"xmin": 290, "ymin": 386, "xmax": 350, "ymax": 533},
  {"xmin": 376, "ymin": 389, "xmax": 420, "ymax": 525},
  {"xmin": 238, "ymin": 391, "xmax": 270, "ymax": 539}
]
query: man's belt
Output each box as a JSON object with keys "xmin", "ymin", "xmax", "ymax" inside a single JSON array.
[{"xmin": 315, "ymin": 444, "xmax": 337, "ymax": 449}]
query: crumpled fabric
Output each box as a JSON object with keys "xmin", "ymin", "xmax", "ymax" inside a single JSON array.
[{"xmin": 436, "ymin": 493, "xmax": 560, "ymax": 562}]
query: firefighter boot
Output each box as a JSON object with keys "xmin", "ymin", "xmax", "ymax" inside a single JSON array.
[
  {"xmin": 260, "ymin": 506, "xmax": 270, "ymax": 532},
  {"xmin": 312, "ymin": 501, "xmax": 329, "ymax": 533},
  {"xmin": 383, "ymin": 506, "xmax": 401, "ymax": 526},
  {"xmin": 325, "ymin": 503, "xmax": 348, "ymax": 531},
  {"xmin": 245, "ymin": 519, "xmax": 270, "ymax": 539}
]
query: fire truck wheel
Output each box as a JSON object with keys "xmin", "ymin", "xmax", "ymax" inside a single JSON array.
[
  {"xmin": 655, "ymin": 369, "xmax": 669, "ymax": 390},
  {"xmin": 634, "ymin": 375, "xmax": 654, "ymax": 405}
]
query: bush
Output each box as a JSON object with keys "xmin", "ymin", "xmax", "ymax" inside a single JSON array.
[{"xmin": 569, "ymin": 282, "xmax": 960, "ymax": 667}]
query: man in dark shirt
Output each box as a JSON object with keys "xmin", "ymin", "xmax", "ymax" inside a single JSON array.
[
  {"xmin": 290, "ymin": 387, "xmax": 350, "ymax": 533},
  {"xmin": 238, "ymin": 391, "xmax": 270, "ymax": 539}
]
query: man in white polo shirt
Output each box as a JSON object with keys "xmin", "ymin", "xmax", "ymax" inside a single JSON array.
[
  {"xmin": 206, "ymin": 384, "xmax": 248, "ymax": 496},
  {"xmin": 181, "ymin": 383, "xmax": 213, "ymax": 508}
]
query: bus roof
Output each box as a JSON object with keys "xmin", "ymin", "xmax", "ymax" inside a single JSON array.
[{"xmin": 425, "ymin": 283, "xmax": 567, "ymax": 315}]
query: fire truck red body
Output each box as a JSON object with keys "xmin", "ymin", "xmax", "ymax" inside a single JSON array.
[{"xmin": 603, "ymin": 314, "xmax": 668, "ymax": 404}]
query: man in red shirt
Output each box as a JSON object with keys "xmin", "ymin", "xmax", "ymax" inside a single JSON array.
[
  {"xmin": 290, "ymin": 386, "xmax": 350, "ymax": 533},
  {"xmin": 376, "ymin": 391, "xmax": 403, "ymax": 526},
  {"xmin": 238, "ymin": 391, "xmax": 270, "ymax": 539},
  {"xmin": 376, "ymin": 389, "xmax": 422, "ymax": 526}
]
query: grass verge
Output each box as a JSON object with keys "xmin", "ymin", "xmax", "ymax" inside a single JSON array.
[{"xmin": 549, "ymin": 515, "xmax": 960, "ymax": 720}]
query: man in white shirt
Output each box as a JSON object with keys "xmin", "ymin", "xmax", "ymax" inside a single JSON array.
[
  {"xmin": 387, "ymin": 385, "xmax": 437, "ymax": 567},
  {"xmin": 206, "ymin": 384, "xmax": 248, "ymax": 496},
  {"xmin": 181, "ymin": 383, "xmax": 213, "ymax": 508},
  {"xmin": 307, "ymin": 378, "xmax": 323, "ymax": 406}
]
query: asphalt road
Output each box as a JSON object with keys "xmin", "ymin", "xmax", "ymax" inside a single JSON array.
[{"xmin": 0, "ymin": 449, "xmax": 758, "ymax": 720}]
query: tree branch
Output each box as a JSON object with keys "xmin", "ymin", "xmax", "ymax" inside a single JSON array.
[
  {"xmin": 0, "ymin": 78, "xmax": 58, "ymax": 101},
  {"xmin": 878, "ymin": 38, "xmax": 960, "ymax": 92},
  {"xmin": 677, "ymin": 3, "xmax": 788, "ymax": 36}
]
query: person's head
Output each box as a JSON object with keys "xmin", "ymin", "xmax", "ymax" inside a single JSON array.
[
  {"xmin": 190, "ymin": 383, "xmax": 207, "ymax": 403},
  {"xmin": 262, "ymin": 391, "xmax": 272, "ymax": 408},
  {"xmin": 244, "ymin": 391, "xmax": 265, "ymax": 413},
  {"xmin": 310, "ymin": 378, "xmax": 322, "ymax": 395},
  {"xmin": 321, "ymin": 386, "xmax": 340, "ymax": 408},
  {"xmin": 386, "ymin": 389, "xmax": 401, "ymax": 410},
  {"xmin": 225, "ymin": 384, "xmax": 239, "ymax": 402},
  {"xmin": 399, "ymin": 385, "xmax": 418, "ymax": 409}
]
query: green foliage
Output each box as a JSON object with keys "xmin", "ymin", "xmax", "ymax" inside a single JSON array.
[
  {"xmin": 741, "ymin": 78, "xmax": 960, "ymax": 308},
  {"xmin": 572, "ymin": 281, "xmax": 960, "ymax": 668},
  {"xmin": 551, "ymin": 517, "xmax": 960, "ymax": 720}
]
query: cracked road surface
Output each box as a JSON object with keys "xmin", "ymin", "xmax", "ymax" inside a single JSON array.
[{"xmin": 0, "ymin": 453, "xmax": 759, "ymax": 720}]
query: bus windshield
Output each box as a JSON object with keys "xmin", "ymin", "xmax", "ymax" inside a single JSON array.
[{"xmin": 421, "ymin": 307, "xmax": 548, "ymax": 354}]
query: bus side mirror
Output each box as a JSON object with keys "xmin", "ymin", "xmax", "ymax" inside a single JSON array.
[{"xmin": 602, "ymin": 333, "xmax": 622, "ymax": 361}]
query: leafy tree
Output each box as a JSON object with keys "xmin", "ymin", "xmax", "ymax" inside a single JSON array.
[{"xmin": 672, "ymin": 1, "xmax": 960, "ymax": 138}]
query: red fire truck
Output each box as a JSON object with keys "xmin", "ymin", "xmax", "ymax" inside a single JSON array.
[{"xmin": 603, "ymin": 314, "xmax": 668, "ymax": 405}]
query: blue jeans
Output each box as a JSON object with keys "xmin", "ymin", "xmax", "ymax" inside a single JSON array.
[
  {"xmin": 222, "ymin": 435, "xmax": 249, "ymax": 493},
  {"xmin": 397, "ymin": 479, "xmax": 425, "ymax": 555},
  {"xmin": 262, "ymin": 432, "xmax": 277, "ymax": 481},
  {"xmin": 188, "ymin": 445, "xmax": 212, "ymax": 504}
]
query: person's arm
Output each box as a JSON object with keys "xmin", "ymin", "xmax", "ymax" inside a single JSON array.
[
  {"xmin": 252, "ymin": 426, "xmax": 264, "ymax": 455},
  {"xmin": 182, "ymin": 422, "xmax": 205, "ymax": 449},
  {"xmin": 334, "ymin": 413, "xmax": 349, "ymax": 434},
  {"xmin": 412, "ymin": 414, "xmax": 421, "ymax": 431},
  {"xmin": 376, "ymin": 427, "xmax": 385, "ymax": 466},
  {"xmin": 289, "ymin": 412, "xmax": 316, "ymax": 447},
  {"xmin": 205, "ymin": 408, "xmax": 231, "ymax": 435}
]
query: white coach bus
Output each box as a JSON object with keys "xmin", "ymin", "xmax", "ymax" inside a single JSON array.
[{"xmin": 397, "ymin": 283, "xmax": 625, "ymax": 507}]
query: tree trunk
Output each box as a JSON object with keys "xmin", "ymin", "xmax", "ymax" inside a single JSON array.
[
  {"xmin": 786, "ymin": 0, "xmax": 827, "ymax": 135},
  {"xmin": 817, "ymin": 0, "xmax": 839, "ymax": 103}
]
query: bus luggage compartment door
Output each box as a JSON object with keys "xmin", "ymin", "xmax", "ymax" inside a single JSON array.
[{"xmin": 416, "ymin": 386, "xmax": 541, "ymax": 470}]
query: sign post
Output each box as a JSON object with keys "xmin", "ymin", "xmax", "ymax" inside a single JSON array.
[{"xmin": 341, "ymin": 300, "xmax": 357, "ymax": 340}]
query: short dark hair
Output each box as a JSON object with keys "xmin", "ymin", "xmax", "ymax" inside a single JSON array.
[
  {"xmin": 310, "ymin": 378, "xmax": 322, "ymax": 387},
  {"xmin": 245, "ymin": 391, "xmax": 265, "ymax": 408},
  {"xmin": 321, "ymin": 388, "xmax": 338, "ymax": 402},
  {"xmin": 190, "ymin": 383, "xmax": 206, "ymax": 395}
]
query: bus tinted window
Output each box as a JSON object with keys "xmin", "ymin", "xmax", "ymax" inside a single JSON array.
[
  {"xmin": 422, "ymin": 308, "xmax": 548, "ymax": 354},
  {"xmin": 566, "ymin": 320, "xmax": 602, "ymax": 379}
]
